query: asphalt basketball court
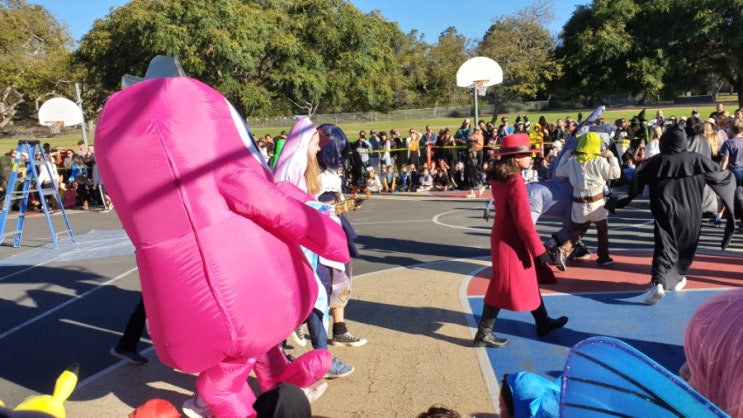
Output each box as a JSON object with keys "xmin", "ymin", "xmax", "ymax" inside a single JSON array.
[
  {"xmin": 464, "ymin": 250, "xmax": 741, "ymax": 391},
  {"xmin": 1, "ymin": 192, "xmax": 741, "ymax": 417}
]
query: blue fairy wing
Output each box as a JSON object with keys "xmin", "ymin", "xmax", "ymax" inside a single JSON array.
[{"xmin": 560, "ymin": 336, "xmax": 729, "ymax": 418}]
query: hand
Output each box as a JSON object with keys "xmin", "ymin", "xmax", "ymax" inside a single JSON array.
[{"xmin": 615, "ymin": 197, "xmax": 631, "ymax": 209}]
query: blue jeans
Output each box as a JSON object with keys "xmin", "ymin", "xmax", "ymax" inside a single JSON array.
[
  {"xmin": 732, "ymin": 168, "xmax": 743, "ymax": 186},
  {"xmin": 305, "ymin": 308, "xmax": 327, "ymax": 349}
]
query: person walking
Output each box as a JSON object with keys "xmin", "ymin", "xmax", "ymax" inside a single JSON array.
[
  {"xmin": 552, "ymin": 132, "xmax": 621, "ymax": 268},
  {"xmin": 474, "ymin": 134, "xmax": 568, "ymax": 349},
  {"xmin": 615, "ymin": 126, "xmax": 736, "ymax": 305},
  {"xmin": 110, "ymin": 296, "xmax": 149, "ymax": 365}
]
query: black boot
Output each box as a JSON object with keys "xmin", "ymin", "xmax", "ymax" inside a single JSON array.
[
  {"xmin": 531, "ymin": 298, "xmax": 568, "ymax": 337},
  {"xmin": 473, "ymin": 304, "xmax": 509, "ymax": 348}
]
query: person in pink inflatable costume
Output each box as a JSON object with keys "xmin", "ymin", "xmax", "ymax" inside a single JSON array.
[{"xmin": 94, "ymin": 63, "xmax": 349, "ymax": 417}]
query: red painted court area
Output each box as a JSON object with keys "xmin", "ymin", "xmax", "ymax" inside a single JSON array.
[{"xmin": 467, "ymin": 250, "xmax": 743, "ymax": 296}]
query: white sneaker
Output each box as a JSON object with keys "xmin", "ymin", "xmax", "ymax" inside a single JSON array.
[
  {"xmin": 301, "ymin": 381, "xmax": 328, "ymax": 403},
  {"xmin": 643, "ymin": 283, "xmax": 666, "ymax": 305},
  {"xmin": 674, "ymin": 277, "xmax": 687, "ymax": 291},
  {"xmin": 291, "ymin": 326, "xmax": 307, "ymax": 347},
  {"xmin": 183, "ymin": 395, "xmax": 213, "ymax": 418}
]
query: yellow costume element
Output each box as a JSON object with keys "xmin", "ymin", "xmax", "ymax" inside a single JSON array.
[
  {"xmin": 529, "ymin": 123, "xmax": 544, "ymax": 157},
  {"xmin": 575, "ymin": 132, "xmax": 603, "ymax": 163},
  {"xmin": 2, "ymin": 364, "xmax": 79, "ymax": 418}
]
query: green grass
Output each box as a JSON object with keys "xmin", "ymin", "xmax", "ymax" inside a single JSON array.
[
  {"xmin": 249, "ymin": 105, "xmax": 719, "ymax": 139},
  {"xmin": 0, "ymin": 104, "xmax": 724, "ymax": 152}
]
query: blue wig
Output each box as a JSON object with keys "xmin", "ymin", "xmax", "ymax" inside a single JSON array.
[{"xmin": 317, "ymin": 123, "xmax": 349, "ymax": 170}]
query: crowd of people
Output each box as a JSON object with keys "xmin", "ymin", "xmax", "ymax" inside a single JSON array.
[
  {"xmin": 253, "ymin": 115, "xmax": 582, "ymax": 200},
  {"xmin": 0, "ymin": 139, "xmax": 112, "ymax": 213}
]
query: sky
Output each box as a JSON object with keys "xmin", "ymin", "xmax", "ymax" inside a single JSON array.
[{"xmin": 33, "ymin": 0, "xmax": 579, "ymax": 44}]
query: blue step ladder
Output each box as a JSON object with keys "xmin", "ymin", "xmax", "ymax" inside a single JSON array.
[{"xmin": 0, "ymin": 140, "xmax": 75, "ymax": 248}]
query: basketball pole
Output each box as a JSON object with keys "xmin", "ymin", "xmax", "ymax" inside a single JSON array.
[
  {"xmin": 75, "ymin": 83, "xmax": 89, "ymax": 148},
  {"xmin": 473, "ymin": 85, "xmax": 479, "ymax": 122}
]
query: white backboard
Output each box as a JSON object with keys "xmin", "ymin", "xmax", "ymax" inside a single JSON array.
[
  {"xmin": 38, "ymin": 97, "xmax": 83, "ymax": 127},
  {"xmin": 456, "ymin": 57, "xmax": 503, "ymax": 88}
]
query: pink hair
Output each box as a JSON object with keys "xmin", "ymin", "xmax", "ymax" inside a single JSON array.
[{"xmin": 684, "ymin": 287, "xmax": 743, "ymax": 418}]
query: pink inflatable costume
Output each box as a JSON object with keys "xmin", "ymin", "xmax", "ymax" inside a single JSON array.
[{"xmin": 95, "ymin": 74, "xmax": 349, "ymax": 417}]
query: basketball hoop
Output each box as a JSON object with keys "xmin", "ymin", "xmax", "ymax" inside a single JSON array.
[
  {"xmin": 46, "ymin": 120, "xmax": 64, "ymax": 135},
  {"xmin": 474, "ymin": 80, "xmax": 489, "ymax": 97},
  {"xmin": 457, "ymin": 57, "xmax": 501, "ymax": 120}
]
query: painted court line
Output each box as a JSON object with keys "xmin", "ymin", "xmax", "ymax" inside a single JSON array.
[{"xmin": 0, "ymin": 266, "xmax": 138, "ymax": 341}]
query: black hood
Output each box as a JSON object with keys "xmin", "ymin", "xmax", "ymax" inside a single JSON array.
[{"xmin": 660, "ymin": 126, "xmax": 688, "ymax": 154}]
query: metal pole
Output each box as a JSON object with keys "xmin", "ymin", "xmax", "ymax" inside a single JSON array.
[
  {"xmin": 75, "ymin": 83, "xmax": 89, "ymax": 148},
  {"xmin": 473, "ymin": 85, "xmax": 478, "ymax": 121}
]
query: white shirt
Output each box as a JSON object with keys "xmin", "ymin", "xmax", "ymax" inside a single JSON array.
[
  {"xmin": 318, "ymin": 169, "xmax": 342, "ymax": 195},
  {"xmin": 36, "ymin": 158, "xmax": 58, "ymax": 187}
]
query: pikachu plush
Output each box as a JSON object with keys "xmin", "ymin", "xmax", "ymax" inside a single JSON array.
[{"xmin": 0, "ymin": 364, "xmax": 78, "ymax": 418}]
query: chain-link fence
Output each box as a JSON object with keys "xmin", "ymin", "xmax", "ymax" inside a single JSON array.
[
  {"xmin": 245, "ymin": 102, "xmax": 552, "ymax": 130},
  {"xmin": 243, "ymin": 95, "xmax": 647, "ymax": 130}
]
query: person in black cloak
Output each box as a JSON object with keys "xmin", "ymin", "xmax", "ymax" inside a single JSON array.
[{"xmin": 615, "ymin": 126, "xmax": 736, "ymax": 305}]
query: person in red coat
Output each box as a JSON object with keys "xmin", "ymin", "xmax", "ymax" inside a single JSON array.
[{"xmin": 474, "ymin": 133, "xmax": 569, "ymax": 348}]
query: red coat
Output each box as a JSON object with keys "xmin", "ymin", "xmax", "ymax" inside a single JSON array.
[{"xmin": 484, "ymin": 175, "xmax": 544, "ymax": 311}]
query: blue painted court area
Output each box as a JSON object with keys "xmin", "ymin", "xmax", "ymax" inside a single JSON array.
[{"xmin": 468, "ymin": 289, "xmax": 725, "ymax": 383}]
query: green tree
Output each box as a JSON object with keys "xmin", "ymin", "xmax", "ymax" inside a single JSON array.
[
  {"xmin": 662, "ymin": 0, "xmax": 743, "ymax": 106},
  {"xmin": 0, "ymin": 0, "xmax": 75, "ymax": 132},
  {"xmin": 279, "ymin": 0, "xmax": 400, "ymax": 115},
  {"xmin": 555, "ymin": 0, "xmax": 643, "ymax": 102},
  {"xmin": 476, "ymin": 0, "xmax": 560, "ymax": 122},
  {"xmin": 75, "ymin": 0, "xmax": 275, "ymax": 116},
  {"xmin": 385, "ymin": 29, "xmax": 428, "ymax": 109},
  {"xmin": 556, "ymin": 0, "xmax": 743, "ymax": 106},
  {"xmin": 75, "ymin": 0, "xmax": 402, "ymax": 118},
  {"xmin": 417, "ymin": 27, "xmax": 471, "ymax": 109}
]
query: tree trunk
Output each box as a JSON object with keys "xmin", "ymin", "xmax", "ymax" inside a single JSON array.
[
  {"xmin": 490, "ymin": 100, "xmax": 502, "ymax": 125},
  {"xmin": 0, "ymin": 86, "xmax": 25, "ymax": 133}
]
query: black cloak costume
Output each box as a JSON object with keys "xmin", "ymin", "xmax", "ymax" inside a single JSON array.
[{"xmin": 616, "ymin": 126, "xmax": 735, "ymax": 290}]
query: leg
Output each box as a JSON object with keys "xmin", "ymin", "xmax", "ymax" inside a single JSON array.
[
  {"xmin": 530, "ymin": 296, "xmax": 568, "ymax": 337},
  {"xmin": 473, "ymin": 303, "xmax": 508, "ymax": 348},
  {"xmin": 254, "ymin": 345, "xmax": 331, "ymax": 392},
  {"xmin": 594, "ymin": 218, "xmax": 613, "ymax": 265},
  {"xmin": 305, "ymin": 308, "xmax": 327, "ymax": 350},
  {"xmin": 330, "ymin": 306, "xmax": 367, "ymax": 347},
  {"xmin": 195, "ymin": 358, "xmax": 256, "ymax": 418},
  {"xmin": 328, "ymin": 264, "xmax": 366, "ymax": 347},
  {"xmin": 116, "ymin": 297, "xmax": 146, "ymax": 352},
  {"xmin": 110, "ymin": 296, "xmax": 148, "ymax": 365},
  {"xmin": 549, "ymin": 220, "xmax": 589, "ymax": 271},
  {"xmin": 306, "ymin": 308, "xmax": 354, "ymax": 379}
]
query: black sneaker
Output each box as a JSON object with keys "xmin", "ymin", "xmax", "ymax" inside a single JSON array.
[
  {"xmin": 331, "ymin": 331, "xmax": 368, "ymax": 347},
  {"xmin": 571, "ymin": 241, "xmax": 592, "ymax": 260},
  {"xmin": 110, "ymin": 346, "xmax": 148, "ymax": 365},
  {"xmin": 597, "ymin": 257, "xmax": 614, "ymax": 266}
]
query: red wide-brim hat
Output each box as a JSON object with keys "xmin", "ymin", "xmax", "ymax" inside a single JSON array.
[{"xmin": 497, "ymin": 133, "xmax": 533, "ymax": 156}]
